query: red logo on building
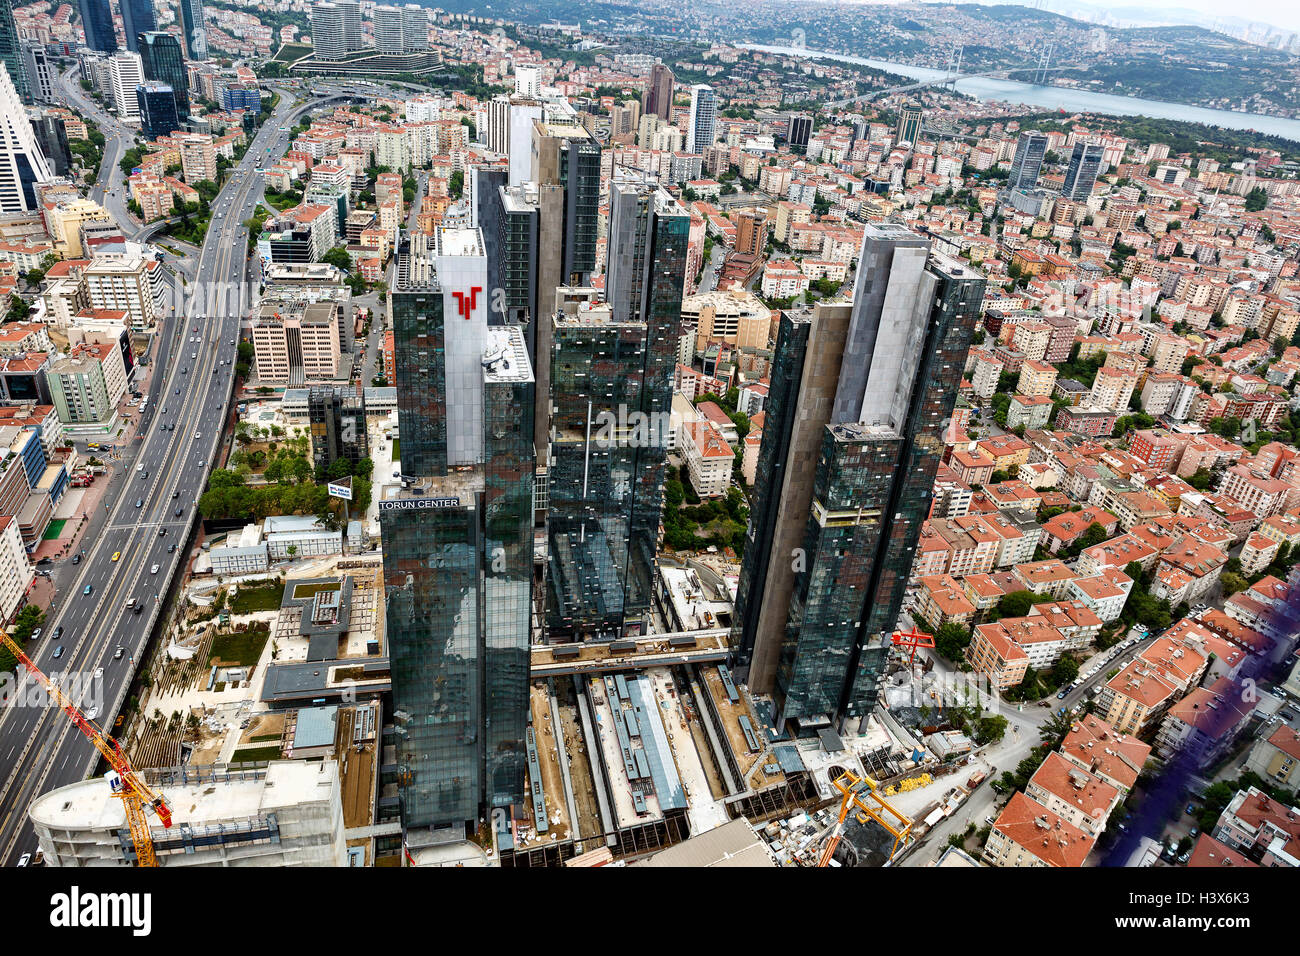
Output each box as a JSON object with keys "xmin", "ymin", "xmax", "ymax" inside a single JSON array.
[{"xmin": 452, "ymin": 287, "xmax": 482, "ymax": 320}]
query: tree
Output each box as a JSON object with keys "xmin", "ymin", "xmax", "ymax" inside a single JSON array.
[
  {"xmin": 1244, "ymin": 187, "xmax": 1268, "ymax": 212},
  {"xmin": 1220, "ymin": 571, "xmax": 1247, "ymax": 597},
  {"xmin": 934, "ymin": 622, "xmax": 971, "ymax": 661},
  {"xmin": 997, "ymin": 590, "xmax": 1036, "ymax": 619},
  {"xmin": 1051, "ymin": 655, "xmax": 1079, "ymax": 686},
  {"xmin": 321, "ymin": 247, "xmax": 352, "ymax": 271}
]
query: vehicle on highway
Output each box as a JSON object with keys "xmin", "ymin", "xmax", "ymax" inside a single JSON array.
[
  {"xmin": 52, "ymin": 645, "xmax": 64, "ymax": 659},
  {"xmin": 83, "ymin": 584, "xmax": 92, "ymax": 595},
  {"xmin": 173, "ymin": 490, "xmax": 180, "ymax": 498},
  {"xmin": 17, "ymin": 853, "xmax": 29, "ymax": 866},
  {"xmin": 174, "ymin": 507, "xmax": 182, "ymax": 517},
  {"xmin": 112, "ymin": 550, "xmax": 121, "ymax": 561},
  {"xmin": 167, "ymin": 543, "xmax": 176, "ymax": 553},
  {"xmin": 194, "ymin": 431, "xmax": 201, "ymax": 440},
  {"xmin": 151, "ymin": 564, "xmax": 160, "ymax": 574},
  {"xmin": 30, "ymin": 626, "xmax": 41, "ymax": 641},
  {"xmin": 158, "ymin": 528, "xmax": 166, "ymax": 536},
  {"xmin": 52, "ymin": 626, "xmax": 62, "ymax": 640},
  {"xmin": 136, "ymin": 462, "xmax": 144, "ymax": 472},
  {"xmin": 71, "ymin": 553, "xmax": 81, "ymax": 565},
  {"xmin": 181, "ymin": 367, "xmax": 188, "ymax": 374},
  {"xmin": 135, "ymin": 498, "xmax": 143, "ymax": 508},
  {"xmin": 114, "ymin": 646, "xmax": 124, "ymax": 660}
]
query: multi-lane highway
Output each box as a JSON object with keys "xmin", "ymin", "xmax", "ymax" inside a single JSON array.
[{"xmin": 0, "ymin": 85, "xmax": 340, "ymax": 865}]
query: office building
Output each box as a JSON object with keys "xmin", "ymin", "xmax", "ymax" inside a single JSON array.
[
  {"xmin": 0, "ymin": 0, "xmax": 26, "ymax": 101},
  {"xmin": 30, "ymin": 762, "xmax": 347, "ymax": 866},
  {"xmin": 372, "ymin": 5, "xmax": 404, "ymax": 54},
  {"xmin": 687, "ymin": 84, "xmax": 716, "ymax": 154},
  {"xmin": 139, "ymin": 32, "xmax": 189, "ymax": 119},
  {"xmin": 731, "ymin": 224, "xmax": 984, "ymax": 733},
  {"xmin": 401, "ymin": 4, "xmax": 427, "ymax": 51},
  {"xmin": 545, "ymin": 180, "xmax": 688, "ymax": 642},
  {"xmin": 20, "ymin": 43, "xmax": 53, "ymax": 101},
  {"xmin": 120, "ymin": 0, "xmax": 156, "ymax": 53},
  {"xmin": 78, "ymin": 0, "xmax": 117, "ymax": 53},
  {"xmin": 338, "ymin": 0, "xmax": 362, "ymax": 50},
  {"xmin": 0, "ymin": 63, "xmax": 51, "ymax": 212},
  {"xmin": 136, "ymin": 82, "xmax": 179, "ymax": 138},
  {"xmin": 896, "ymin": 102, "xmax": 923, "ymax": 146},
  {"xmin": 788, "ymin": 113, "xmax": 813, "ymax": 150},
  {"xmin": 643, "ymin": 62, "xmax": 673, "ymax": 122},
  {"xmin": 1062, "ymin": 140, "xmax": 1104, "ymax": 201},
  {"xmin": 308, "ymin": 386, "xmax": 367, "ymax": 473},
  {"xmin": 178, "ymin": 0, "xmax": 207, "ymax": 60},
  {"xmin": 29, "ymin": 111, "xmax": 71, "ymax": 176},
  {"xmin": 107, "ymin": 51, "xmax": 144, "ymax": 123},
  {"xmin": 1007, "ymin": 130, "xmax": 1048, "ymax": 193},
  {"xmin": 529, "ymin": 119, "xmax": 601, "ymax": 461},
  {"xmin": 310, "ymin": 2, "xmax": 347, "ymax": 60},
  {"xmin": 383, "ymin": 228, "xmax": 534, "ymax": 839}
]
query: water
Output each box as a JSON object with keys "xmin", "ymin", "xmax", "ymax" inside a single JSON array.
[{"xmin": 744, "ymin": 44, "xmax": 1300, "ymax": 143}]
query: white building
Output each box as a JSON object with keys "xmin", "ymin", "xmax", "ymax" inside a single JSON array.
[
  {"xmin": 680, "ymin": 419, "xmax": 733, "ymax": 498},
  {"xmin": 30, "ymin": 761, "xmax": 348, "ymax": 866},
  {"xmin": 0, "ymin": 63, "xmax": 52, "ymax": 213},
  {"xmin": 371, "ymin": 5, "xmax": 404, "ymax": 54},
  {"xmin": 108, "ymin": 52, "xmax": 145, "ymax": 123},
  {"xmin": 687, "ymin": 84, "xmax": 716, "ymax": 155},
  {"xmin": 0, "ymin": 514, "xmax": 34, "ymax": 622}
]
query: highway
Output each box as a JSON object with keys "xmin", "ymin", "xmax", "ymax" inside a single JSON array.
[{"xmin": 0, "ymin": 84, "xmax": 339, "ymax": 866}]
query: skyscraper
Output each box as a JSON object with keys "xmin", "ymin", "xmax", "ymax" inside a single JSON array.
[
  {"xmin": 0, "ymin": 0, "xmax": 29, "ymax": 100},
  {"xmin": 338, "ymin": 0, "xmax": 362, "ymax": 50},
  {"xmin": 139, "ymin": 31, "xmax": 189, "ymax": 119},
  {"xmin": 686, "ymin": 84, "xmax": 716, "ymax": 154},
  {"xmin": 310, "ymin": 2, "xmax": 347, "ymax": 60},
  {"xmin": 120, "ymin": 0, "xmax": 156, "ymax": 53},
  {"xmin": 382, "ymin": 228, "xmax": 534, "ymax": 840},
  {"xmin": 178, "ymin": 0, "xmax": 207, "ymax": 60},
  {"xmin": 372, "ymin": 5, "xmax": 403, "ymax": 54},
  {"xmin": 643, "ymin": 62, "xmax": 673, "ymax": 122},
  {"xmin": 20, "ymin": 43, "xmax": 53, "ymax": 101},
  {"xmin": 136, "ymin": 81, "xmax": 179, "ymax": 137},
  {"xmin": 529, "ymin": 119, "xmax": 601, "ymax": 464},
  {"xmin": 0, "ymin": 62, "xmax": 51, "ymax": 211},
  {"xmin": 896, "ymin": 102, "xmax": 923, "ymax": 146},
  {"xmin": 1007, "ymin": 130, "xmax": 1048, "ymax": 193},
  {"xmin": 545, "ymin": 180, "xmax": 688, "ymax": 642},
  {"xmin": 788, "ymin": 113, "xmax": 813, "ymax": 151},
  {"xmin": 107, "ymin": 51, "xmax": 144, "ymax": 122},
  {"xmin": 401, "ymin": 3, "xmax": 427, "ymax": 51},
  {"xmin": 308, "ymin": 386, "xmax": 367, "ymax": 474},
  {"xmin": 1062, "ymin": 140, "xmax": 1104, "ymax": 201},
  {"xmin": 731, "ymin": 224, "xmax": 984, "ymax": 734},
  {"xmin": 78, "ymin": 0, "xmax": 117, "ymax": 53}
]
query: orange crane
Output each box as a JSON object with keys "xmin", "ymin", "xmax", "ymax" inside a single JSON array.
[
  {"xmin": 890, "ymin": 625, "xmax": 935, "ymax": 669},
  {"xmin": 1, "ymin": 633, "xmax": 172, "ymax": 866},
  {"xmin": 817, "ymin": 769, "xmax": 913, "ymax": 867}
]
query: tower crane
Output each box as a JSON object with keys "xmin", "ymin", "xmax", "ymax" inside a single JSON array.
[
  {"xmin": 1, "ymin": 633, "xmax": 172, "ymax": 866},
  {"xmin": 817, "ymin": 769, "xmax": 913, "ymax": 867}
]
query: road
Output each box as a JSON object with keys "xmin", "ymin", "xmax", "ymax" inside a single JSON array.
[
  {"xmin": 0, "ymin": 86, "xmax": 325, "ymax": 867},
  {"xmin": 55, "ymin": 68, "xmax": 137, "ymax": 236}
]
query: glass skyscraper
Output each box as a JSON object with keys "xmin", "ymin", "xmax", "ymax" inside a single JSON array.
[
  {"xmin": 544, "ymin": 181, "xmax": 688, "ymax": 642},
  {"xmin": 77, "ymin": 0, "xmax": 117, "ymax": 52},
  {"xmin": 1007, "ymin": 130, "xmax": 1048, "ymax": 193},
  {"xmin": 731, "ymin": 224, "xmax": 984, "ymax": 734},
  {"xmin": 1062, "ymin": 140, "xmax": 1105, "ymax": 201},
  {"xmin": 136, "ymin": 82, "xmax": 180, "ymax": 138},
  {"xmin": 382, "ymin": 230, "xmax": 534, "ymax": 839},
  {"xmin": 178, "ymin": 0, "xmax": 207, "ymax": 60},
  {"xmin": 120, "ymin": 0, "xmax": 156, "ymax": 53},
  {"xmin": 139, "ymin": 32, "xmax": 189, "ymax": 119},
  {"xmin": 0, "ymin": 0, "xmax": 28, "ymax": 101}
]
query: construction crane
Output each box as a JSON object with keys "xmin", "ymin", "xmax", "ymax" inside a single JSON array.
[
  {"xmin": 817, "ymin": 769, "xmax": 913, "ymax": 867},
  {"xmin": 890, "ymin": 625, "xmax": 935, "ymax": 669},
  {"xmin": 1, "ymin": 633, "xmax": 172, "ymax": 866}
]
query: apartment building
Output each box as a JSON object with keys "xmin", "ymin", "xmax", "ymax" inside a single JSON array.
[{"xmin": 983, "ymin": 792, "xmax": 1095, "ymax": 867}]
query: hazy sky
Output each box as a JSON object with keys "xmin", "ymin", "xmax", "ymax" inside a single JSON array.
[{"xmin": 1039, "ymin": 0, "xmax": 1300, "ymax": 33}]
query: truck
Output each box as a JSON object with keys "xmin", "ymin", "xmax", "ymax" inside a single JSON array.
[
  {"xmin": 966, "ymin": 770, "xmax": 987, "ymax": 790},
  {"xmin": 124, "ymin": 598, "xmax": 142, "ymax": 614}
]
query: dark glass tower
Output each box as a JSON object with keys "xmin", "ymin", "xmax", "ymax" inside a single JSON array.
[
  {"xmin": 136, "ymin": 82, "xmax": 179, "ymax": 138},
  {"xmin": 0, "ymin": 0, "xmax": 29, "ymax": 100},
  {"xmin": 178, "ymin": 0, "xmax": 207, "ymax": 60},
  {"xmin": 544, "ymin": 181, "xmax": 688, "ymax": 642},
  {"xmin": 77, "ymin": 0, "xmax": 117, "ymax": 52},
  {"xmin": 381, "ymin": 231, "xmax": 534, "ymax": 839},
  {"xmin": 139, "ymin": 32, "xmax": 189, "ymax": 119},
  {"xmin": 1062, "ymin": 140, "xmax": 1104, "ymax": 201},
  {"xmin": 120, "ymin": 0, "xmax": 156, "ymax": 53},
  {"xmin": 730, "ymin": 224, "xmax": 985, "ymax": 733},
  {"xmin": 308, "ymin": 386, "xmax": 368, "ymax": 474},
  {"xmin": 1007, "ymin": 130, "xmax": 1047, "ymax": 193}
]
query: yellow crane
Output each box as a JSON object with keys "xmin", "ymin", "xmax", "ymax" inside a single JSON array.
[
  {"xmin": 2, "ymin": 633, "xmax": 172, "ymax": 866},
  {"xmin": 817, "ymin": 769, "xmax": 914, "ymax": 867}
]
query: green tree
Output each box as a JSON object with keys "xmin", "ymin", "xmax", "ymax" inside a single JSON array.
[
  {"xmin": 997, "ymin": 590, "xmax": 1036, "ymax": 619},
  {"xmin": 934, "ymin": 622, "xmax": 971, "ymax": 661}
]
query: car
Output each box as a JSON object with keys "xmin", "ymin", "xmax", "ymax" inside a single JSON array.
[
  {"xmin": 158, "ymin": 527, "xmax": 166, "ymax": 536},
  {"xmin": 83, "ymin": 584, "xmax": 92, "ymax": 595},
  {"xmin": 135, "ymin": 498, "xmax": 143, "ymax": 508},
  {"xmin": 191, "ymin": 353, "xmax": 197, "ymax": 360},
  {"xmin": 150, "ymin": 564, "xmax": 159, "ymax": 574},
  {"xmin": 174, "ymin": 507, "xmax": 182, "ymax": 517},
  {"xmin": 52, "ymin": 645, "xmax": 64, "ymax": 659},
  {"xmin": 36, "ymin": 556, "xmax": 51, "ymax": 566},
  {"xmin": 52, "ymin": 626, "xmax": 62, "ymax": 640},
  {"xmin": 112, "ymin": 550, "xmax": 121, "ymax": 561},
  {"xmin": 114, "ymin": 646, "xmax": 124, "ymax": 660},
  {"xmin": 136, "ymin": 462, "xmax": 144, "ymax": 472},
  {"xmin": 172, "ymin": 490, "xmax": 180, "ymax": 498},
  {"xmin": 30, "ymin": 626, "xmax": 41, "ymax": 641},
  {"xmin": 1161, "ymin": 842, "xmax": 1177, "ymax": 862},
  {"xmin": 194, "ymin": 431, "xmax": 201, "ymax": 440},
  {"xmin": 175, "ymin": 388, "xmax": 180, "ymax": 395},
  {"xmin": 161, "ymin": 406, "xmax": 167, "ymax": 414},
  {"xmin": 1189, "ymin": 826, "xmax": 1199, "ymax": 838},
  {"xmin": 1057, "ymin": 689, "xmax": 1069, "ymax": 699},
  {"xmin": 140, "ymin": 469, "xmax": 148, "ymax": 479},
  {"xmin": 167, "ymin": 543, "xmax": 176, "ymax": 553},
  {"xmin": 1186, "ymin": 802, "xmax": 1197, "ymax": 815},
  {"xmin": 17, "ymin": 852, "xmax": 30, "ymax": 866},
  {"xmin": 71, "ymin": 553, "xmax": 81, "ymax": 565},
  {"xmin": 181, "ymin": 367, "xmax": 188, "ymax": 374}
]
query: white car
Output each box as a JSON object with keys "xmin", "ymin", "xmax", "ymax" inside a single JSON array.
[{"xmin": 150, "ymin": 564, "xmax": 160, "ymax": 574}]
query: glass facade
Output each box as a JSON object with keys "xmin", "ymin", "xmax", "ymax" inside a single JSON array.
[
  {"xmin": 78, "ymin": 0, "xmax": 117, "ymax": 53},
  {"xmin": 560, "ymin": 139, "xmax": 601, "ymax": 281},
  {"xmin": 390, "ymin": 238, "xmax": 447, "ymax": 478},
  {"xmin": 545, "ymin": 183, "xmax": 687, "ymax": 642},
  {"xmin": 120, "ymin": 0, "xmax": 156, "ymax": 53},
  {"xmin": 0, "ymin": 0, "xmax": 28, "ymax": 100},
  {"xmin": 139, "ymin": 32, "xmax": 189, "ymax": 119},
  {"xmin": 308, "ymin": 386, "xmax": 368, "ymax": 474},
  {"xmin": 136, "ymin": 83, "xmax": 179, "ymax": 138},
  {"xmin": 179, "ymin": 0, "xmax": 207, "ymax": 60}
]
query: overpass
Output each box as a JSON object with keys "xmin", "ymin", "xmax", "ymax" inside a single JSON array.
[{"xmin": 825, "ymin": 61, "xmax": 1085, "ymax": 110}]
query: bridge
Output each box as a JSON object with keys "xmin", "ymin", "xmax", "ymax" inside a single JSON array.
[{"xmin": 825, "ymin": 60, "xmax": 1085, "ymax": 110}]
